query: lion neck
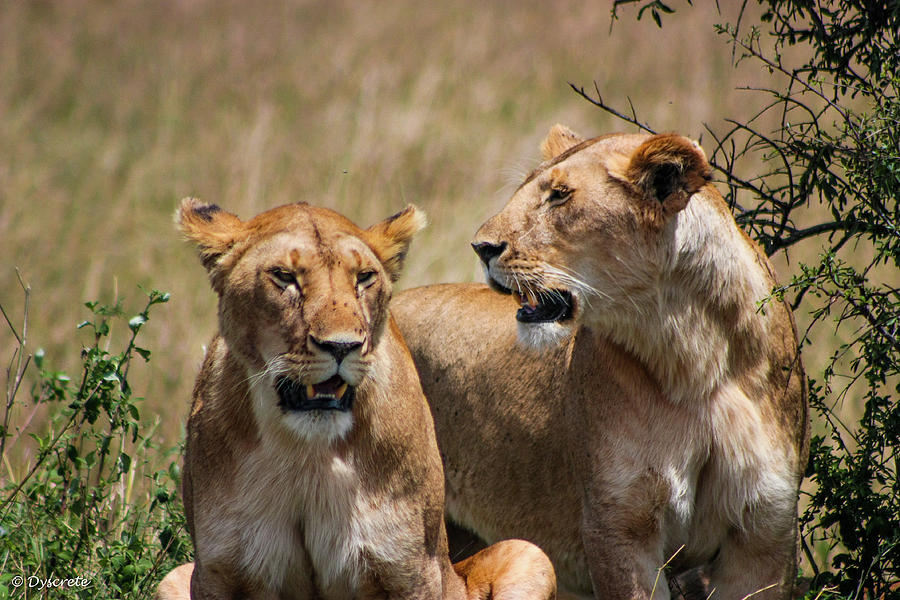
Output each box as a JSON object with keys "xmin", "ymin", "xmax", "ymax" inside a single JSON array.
[{"xmin": 587, "ymin": 192, "xmax": 772, "ymax": 404}]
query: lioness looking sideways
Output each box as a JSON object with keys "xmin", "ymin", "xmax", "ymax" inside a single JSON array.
[
  {"xmin": 392, "ymin": 127, "xmax": 809, "ymax": 600},
  {"xmin": 157, "ymin": 200, "xmax": 556, "ymax": 600}
]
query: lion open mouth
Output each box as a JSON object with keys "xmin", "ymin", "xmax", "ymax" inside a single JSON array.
[
  {"xmin": 486, "ymin": 275, "xmax": 574, "ymax": 323},
  {"xmin": 275, "ymin": 374, "xmax": 354, "ymax": 412},
  {"xmin": 513, "ymin": 289, "xmax": 574, "ymax": 323}
]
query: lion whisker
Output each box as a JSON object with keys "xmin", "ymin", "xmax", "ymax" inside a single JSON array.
[
  {"xmin": 245, "ymin": 355, "xmax": 310, "ymax": 391},
  {"xmin": 534, "ymin": 263, "xmax": 608, "ymax": 311},
  {"xmin": 541, "ymin": 263, "xmax": 608, "ymax": 300}
]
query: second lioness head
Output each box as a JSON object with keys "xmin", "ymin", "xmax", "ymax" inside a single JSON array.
[{"xmin": 473, "ymin": 125, "xmax": 711, "ymax": 348}]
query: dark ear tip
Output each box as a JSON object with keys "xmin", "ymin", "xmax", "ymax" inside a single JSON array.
[
  {"xmin": 193, "ymin": 203, "xmax": 222, "ymax": 223},
  {"xmin": 386, "ymin": 206, "xmax": 412, "ymax": 222},
  {"xmin": 180, "ymin": 197, "xmax": 221, "ymax": 222}
]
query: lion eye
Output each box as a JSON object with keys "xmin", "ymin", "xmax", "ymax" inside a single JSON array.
[
  {"xmin": 546, "ymin": 186, "xmax": 572, "ymax": 206},
  {"xmin": 269, "ymin": 268, "xmax": 297, "ymax": 289},
  {"xmin": 356, "ymin": 270, "xmax": 377, "ymax": 289}
]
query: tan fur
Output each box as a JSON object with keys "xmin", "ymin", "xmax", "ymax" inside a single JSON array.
[
  {"xmin": 392, "ymin": 128, "xmax": 808, "ymax": 600},
  {"xmin": 540, "ymin": 124, "xmax": 584, "ymax": 161},
  {"xmin": 156, "ymin": 563, "xmax": 193, "ymax": 600},
  {"xmin": 158, "ymin": 200, "xmax": 556, "ymax": 600}
]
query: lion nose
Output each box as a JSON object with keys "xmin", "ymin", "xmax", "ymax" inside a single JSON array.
[
  {"xmin": 309, "ymin": 335, "xmax": 363, "ymax": 363},
  {"xmin": 471, "ymin": 241, "xmax": 507, "ymax": 266}
]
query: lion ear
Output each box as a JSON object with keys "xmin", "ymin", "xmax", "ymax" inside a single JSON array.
[
  {"xmin": 613, "ymin": 134, "xmax": 711, "ymax": 217},
  {"xmin": 176, "ymin": 197, "xmax": 244, "ymax": 281},
  {"xmin": 362, "ymin": 205, "xmax": 427, "ymax": 282},
  {"xmin": 540, "ymin": 124, "xmax": 585, "ymax": 161}
]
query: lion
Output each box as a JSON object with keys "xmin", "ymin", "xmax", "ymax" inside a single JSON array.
[
  {"xmin": 156, "ymin": 199, "xmax": 556, "ymax": 600},
  {"xmin": 392, "ymin": 126, "xmax": 809, "ymax": 600}
]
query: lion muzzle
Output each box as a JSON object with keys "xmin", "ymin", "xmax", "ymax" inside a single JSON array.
[{"xmin": 275, "ymin": 374, "xmax": 354, "ymax": 412}]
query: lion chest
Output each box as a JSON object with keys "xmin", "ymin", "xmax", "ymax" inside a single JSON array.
[
  {"xmin": 699, "ymin": 383, "xmax": 797, "ymax": 522},
  {"xmin": 227, "ymin": 444, "xmax": 380, "ymax": 599},
  {"xmin": 665, "ymin": 382, "xmax": 798, "ymax": 558}
]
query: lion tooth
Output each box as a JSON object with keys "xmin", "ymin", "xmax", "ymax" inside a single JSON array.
[
  {"xmin": 306, "ymin": 384, "xmax": 316, "ymax": 398},
  {"xmin": 336, "ymin": 382, "xmax": 348, "ymax": 399}
]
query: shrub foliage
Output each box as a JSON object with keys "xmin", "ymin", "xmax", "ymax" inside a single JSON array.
[{"xmin": 0, "ymin": 281, "xmax": 190, "ymax": 598}]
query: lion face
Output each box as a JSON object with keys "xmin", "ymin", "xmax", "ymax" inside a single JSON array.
[
  {"xmin": 178, "ymin": 199, "xmax": 425, "ymax": 442},
  {"xmin": 473, "ymin": 126, "xmax": 710, "ymax": 348}
]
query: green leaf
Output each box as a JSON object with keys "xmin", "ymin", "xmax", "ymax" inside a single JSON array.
[{"xmin": 117, "ymin": 453, "xmax": 131, "ymax": 474}]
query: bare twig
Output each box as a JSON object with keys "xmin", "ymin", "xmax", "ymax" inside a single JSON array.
[
  {"xmin": 1, "ymin": 271, "xmax": 32, "ymax": 467},
  {"xmin": 570, "ymin": 83, "xmax": 657, "ymax": 134},
  {"xmin": 765, "ymin": 221, "xmax": 888, "ymax": 254}
]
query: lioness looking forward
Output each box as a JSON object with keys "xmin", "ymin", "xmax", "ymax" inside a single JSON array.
[
  {"xmin": 393, "ymin": 127, "xmax": 809, "ymax": 599},
  {"xmin": 157, "ymin": 200, "xmax": 556, "ymax": 600}
]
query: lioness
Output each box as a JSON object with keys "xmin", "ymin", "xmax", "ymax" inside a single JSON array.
[
  {"xmin": 158, "ymin": 199, "xmax": 556, "ymax": 600},
  {"xmin": 392, "ymin": 127, "xmax": 809, "ymax": 599}
]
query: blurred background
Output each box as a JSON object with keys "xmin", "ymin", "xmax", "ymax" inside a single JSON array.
[{"xmin": 1, "ymin": 0, "xmax": 788, "ymax": 446}]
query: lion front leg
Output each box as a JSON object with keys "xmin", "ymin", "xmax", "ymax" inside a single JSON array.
[
  {"xmin": 577, "ymin": 456, "xmax": 675, "ymax": 600},
  {"xmin": 189, "ymin": 562, "xmax": 242, "ymax": 600},
  {"xmin": 579, "ymin": 470, "xmax": 674, "ymax": 600},
  {"xmin": 187, "ymin": 560, "xmax": 281, "ymax": 600},
  {"xmin": 581, "ymin": 523, "xmax": 671, "ymax": 600}
]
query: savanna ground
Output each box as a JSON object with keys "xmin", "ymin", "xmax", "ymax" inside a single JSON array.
[{"xmin": 1, "ymin": 0, "xmax": 894, "ymax": 593}]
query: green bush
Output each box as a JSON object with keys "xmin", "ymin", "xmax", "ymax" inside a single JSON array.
[
  {"xmin": 599, "ymin": 1, "xmax": 899, "ymax": 597},
  {"xmin": 0, "ymin": 280, "xmax": 191, "ymax": 599}
]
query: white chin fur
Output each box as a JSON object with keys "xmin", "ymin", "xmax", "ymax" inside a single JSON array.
[
  {"xmin": 281, "ymin": 410, "xmax": 353, "ymax": 443},
  {"xmin": 250, "ymin": 383, "xmax": 353, "ymax": 445},
  {"xmin": 516, "ymin": 320, "xmax": 572, "ymax": 349}
]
